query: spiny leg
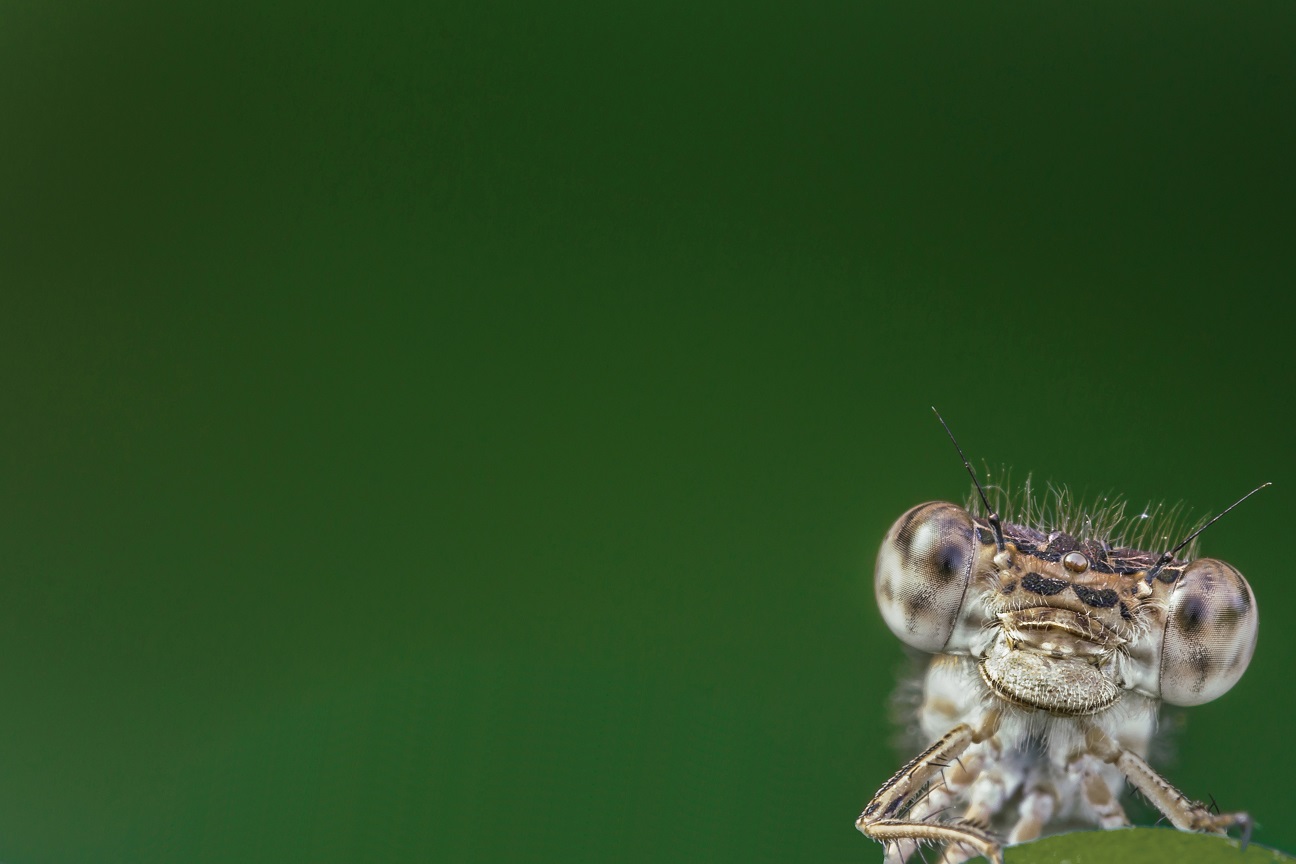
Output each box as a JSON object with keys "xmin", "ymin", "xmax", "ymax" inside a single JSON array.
[
  {"xmin": 868, "ymin": 818, "xmax": 999, "ymax": 864},
  {"xmin": 888, "ymin": 748, "xmax": 988, "ymax": 864},
  {"xmin": 1114, "ymin": 749, "xmax": 1251, "ymax": 841},
  {"xmin": 884, "ymin": 777, "xmax": 956, "ymax": 864},
  {"xmin": 857, "ymin": 713, "xmax": 1004, "ymax": 864},
  {"xmin": 1083, "ymin": 726, "xmax": 1251, "ymax": 843}
]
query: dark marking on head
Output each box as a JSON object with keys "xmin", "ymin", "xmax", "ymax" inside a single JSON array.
[
  {"xmin": 1156, "ymin": 568, "xmax": 1180, "ymax": 584},
  {"xmin": 976, "ymin": 527, "xmax": 996, "ymax": 546},
  {"xmin": 1001, "ymin": 579, "xmax": 1016, "ymax": 594},
  {"xmin": 1119, "ymin": 601, "xmax": 1132, "ymax": 620},
  {"xmin": 1021, "ymin": 571, "xmax": 1067, "ymax": 596},
  {"xmin": 1073, "ymin": 585, "xmax": 1119, "ymax": 609},
  {"xmin": 1044, "ymin": 533, "xmax": 1077, "ymax": 555},
  {"xmin": 1001, "ymin": 521, "xmax": 1187, "ymax": 577}
]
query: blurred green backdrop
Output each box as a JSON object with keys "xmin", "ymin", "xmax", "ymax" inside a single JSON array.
[{"xmin": 1, "ymin": 2, "xmax": 1294, "ymax": 862}]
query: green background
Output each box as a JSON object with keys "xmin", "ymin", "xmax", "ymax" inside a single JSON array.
[{"xmin": 2, "ymin": 2, "xmax": 1293, "ymax": 861}]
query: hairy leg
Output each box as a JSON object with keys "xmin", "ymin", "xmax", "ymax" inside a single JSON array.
[{"xmin": 857, "ymin": 712, "xmax": 1004, "ymax": 864}]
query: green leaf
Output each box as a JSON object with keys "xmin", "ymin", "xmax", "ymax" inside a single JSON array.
[{"xmin": 1002, "ymin": 828, "xmax": 1293, "ymax": 864}]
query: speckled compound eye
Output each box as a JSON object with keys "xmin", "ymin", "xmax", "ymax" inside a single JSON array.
[
  {"xmin": 875, "ymin": 502, "xmax": 977, "ymax": 653},
  {"xmin": 1159, "ymin": 558, "xmax": 1258, "ymax": 707}
]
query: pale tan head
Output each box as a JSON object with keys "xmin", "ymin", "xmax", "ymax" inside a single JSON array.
[{"xmin": 875, "ymin": 500, "xmax": 1259, "ymax": 711}]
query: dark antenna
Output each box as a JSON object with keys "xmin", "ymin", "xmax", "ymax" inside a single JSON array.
[
  {"xmin": 932, "ymin": 407, "xmax": 1004, "ymax": 552},
  {"xmin": 1145, "ymin": 482, "xmax": 1272, "ymax": 583}
]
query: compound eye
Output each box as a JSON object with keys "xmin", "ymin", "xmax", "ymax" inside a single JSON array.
[
  {"xmin": 875, "ymin": 502, "xmax": 977, "ymax": 653},
  {"xmin": 1159, "ymin": 558, "xmax": 1258, "ymax": 706}
]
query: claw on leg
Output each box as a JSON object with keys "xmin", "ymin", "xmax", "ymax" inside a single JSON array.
[
  {"xmin": 1077, "ymin": 724, "xmax": 1252, "ymax": 845},
  {"xmin": 1113, "ymin": 749, "xmax": 1251, "ymax": 841}
]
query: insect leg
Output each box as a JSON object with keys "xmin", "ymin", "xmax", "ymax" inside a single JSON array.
[
  {"xmin": 889, "ymin": 747, "xmax": 989, "ymax": 863},
  {"xmin": 1080, "ymin": 725, "xmax": 1251, "ymax": 840},
  {"xmin": 857, "ymin": 714, "xmax": 1004, "ymax": 864},
  {"xmin": 1111, "ymin": 748, "xmax": 1251, "ymax": 841},
  {"xmin": 935, "ymin": 744, "xmax": 1023, "ymax": 864},
  {"xmin": 1006, "ymin": 786, "xmax": 1057, "ymax": 844},
  {"xmin": 962, "ymin": 742, "xmax": 1021, "ymax": 826},
  {"xmin": 885, "ymin": 781, "xmax": 956, "ymax": 863},
  {"xmin": 1068, "ymin": 752, "xmax": 1130, "ymax": 829},
  {"xmin": 865, "ymin": 814, "xmax": 1000, "ymax": 864}
]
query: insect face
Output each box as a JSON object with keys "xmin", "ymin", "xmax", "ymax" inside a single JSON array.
[{"xmin": 875, "ymin": 502, "xmax": 1259, "ymax": 712}]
